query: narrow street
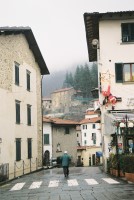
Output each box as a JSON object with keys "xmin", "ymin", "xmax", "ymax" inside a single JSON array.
[{"xmin": 0, "ymin": 166, "xmax": 134, "ymax": 200}]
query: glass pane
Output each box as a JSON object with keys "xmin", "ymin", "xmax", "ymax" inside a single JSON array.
[
  {"xmin": 130, "ymin": 24, "xmax": 134, "ymax": 40},
  {"xmin": 124, "ymin": 64, "xmax": 130, "ymax": 81}
]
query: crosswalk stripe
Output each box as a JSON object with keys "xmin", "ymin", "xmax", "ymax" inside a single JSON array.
[
  {"xmin": 48, "ymin": 180, "xmax": 59, "ymax": 187},
  {"xmin": 10, "ymin": 182, "xmax": 25, "ymax": 191},
  {"xmin": 102, "ymin": 178, "xmax": 119, "ymax": 184},
  {"xmin": 9, "ymin": 177, "xmax": 121, "ymax": 191},
  {"xmin": 85, "ymin": 179, "xmax": 99, "ymax": 185},
  {"xmin": 29, "ymin": 181, "xmax": 42, "ymax": 189},
  {"xmin": 68, "ymin": 179, "xmax": 79, "ymax": 186}
]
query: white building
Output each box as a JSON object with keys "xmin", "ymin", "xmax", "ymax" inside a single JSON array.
[
  {"xmin": 0, "ymin": 27, "xmax": 49, "ymax": 180},
  {"xmin": 77, "ymin": 110, "xmax": 102, "ymax": 166},
  {"xmin": 84, "ymin": 11, "xmax": 134, "ymax": 171},
  {"xmin": 43, "ymin": 117, "xmax": 53, "ymax": 165}
]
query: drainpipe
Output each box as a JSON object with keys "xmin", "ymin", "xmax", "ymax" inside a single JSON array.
[{"xmin": 41, "ymin": 75, "xmax": 44, "ymax": 167}]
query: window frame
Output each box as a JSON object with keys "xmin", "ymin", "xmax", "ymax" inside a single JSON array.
[
  {"xmin": 122, "ymin": 23, "xmax": 134, "ymax": 43},
  {"xmin": 115, "ymin": 63, "xmax": 134, "ymax": 83}
]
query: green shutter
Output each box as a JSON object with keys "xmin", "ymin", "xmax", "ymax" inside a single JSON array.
[
  {"xmin": 16, "ymin": 101, "xmax": 20, "ymax": 124},
  {"xmin": 16, "ymin": 139, "xmax": 21, "ymax": 161},
  {"xmin": 28, "ymin": 138, "xmax": 32, "ymax": 159},
  {"xmin": 44, "ymin": 134, "xmax": 49, "ymax": 144},
  {"xmin": 27, "ymin": 105, "xmax": 31, "ymax": 125},
  {"xmin": 115, "ymin": 63, "xmax": 123, "ymax": 83},
  {"xmin": 15, "ymin": 65, "xmax": 19, "ymax": 85}
]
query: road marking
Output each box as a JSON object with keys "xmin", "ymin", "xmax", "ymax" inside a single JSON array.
[
  {"xmin": 10, "ymin": 182, "xmax": 25, "ymax": 191},
  {"xmin": 48, "ymin": 180, "xmax": 59, "ymax": 187},
  {"xmin": 102, "ymin": 178, "xmax": 119, "ymax": 184},
  {"xmin": 68, "ymin": 179, "xmax": 79, "ymax": 186},
  {"xmin": 29, "ymin": 181, "xmax": 42, "ymax": 189},
  {"xmin": 85, "ymin": 179, "xmax": 99, "ymax": 185}
]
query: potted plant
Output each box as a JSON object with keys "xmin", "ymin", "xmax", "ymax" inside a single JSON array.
[{"xmin": 123, "ymin": 154, "xmax": 134, "ymax": 182}]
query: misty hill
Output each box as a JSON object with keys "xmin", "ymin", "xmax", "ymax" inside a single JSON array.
[
  {"xmin": 42, "ymin": 62, "xmax": 97, "ymax": 97},
  {"xmin": 42, "ymin": 70, "xmax": 66, "ymax": 97}
]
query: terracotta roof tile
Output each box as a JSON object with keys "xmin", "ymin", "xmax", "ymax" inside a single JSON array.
[{"xmin": 80, "ymin": 117, "xmax": 100, "ymax": 124}]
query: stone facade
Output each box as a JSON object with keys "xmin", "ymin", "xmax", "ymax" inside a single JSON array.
[{"xmin": 0, "ymin": 30, "xmax": 48, "ymax": 180}]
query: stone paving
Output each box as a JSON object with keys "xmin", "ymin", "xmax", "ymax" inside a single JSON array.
[{"xmin": 0, "ymin": 166, "xmax": 134, "ymax": 200}]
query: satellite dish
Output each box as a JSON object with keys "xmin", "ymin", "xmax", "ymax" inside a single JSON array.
[{"xmin": 92, "ymin": 39, "xmax": 99, "ymax": 49}]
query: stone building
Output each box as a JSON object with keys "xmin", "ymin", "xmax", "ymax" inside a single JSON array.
[{"xmin": 0, "ymin": 27, "xmax": 49, "ymax": 180}]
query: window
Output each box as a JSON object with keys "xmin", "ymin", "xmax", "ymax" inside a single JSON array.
[
  {"xmin": 122, "ymin": 23, "xmax": 134, "ymax": 42},
  {"xmin": 27, "ymin": 104, "xmax": 31, "ymax": 125},
  {"xmin": 27, "ymin": 138, "xmax": 32, "ymax": 159},
  {"xmin": 92, "ymin": 124, "xmax": 96, "ymax": 129},
  {"xmin": 115, "ymin": 63, "xmax": 134, "ymax": 83},
  {"xmin": 26, "ymin": 70, "xmax": 31, "ymax": 91},
  {"xmin": 84, "ymin": 140, "xmax": 87, "ymax": 145},
  {"xmin": 44, "ymin": 134, "xmax": 49, "ymax": 144},
  {"xmin": 16, "ymin": 100, "xmax": 20, "ymax": 124},
  {"xmin": 84, "ymin": 133, "xmax": 86, "ymax": 137},
  {"xmin": 65, "ymin": 127, "xmax": 69, "ymax": 134},
  {"xmin": 16, "ymin": 138, "xmax": 21, "ymax": 161},
  {"xmin": 83, "ymin": 125, "xmax": 87, "ymax": 129},
  {"xmin": 92, "ymin": 133, "xmax": 96, "ymax": 144},
  {"xmin": 15, "ymin": 62, "xmax": 20, "ymax": 85}
]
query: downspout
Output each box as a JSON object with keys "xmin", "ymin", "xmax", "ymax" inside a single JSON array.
[{"xmin": 41, "ymin": 75, "xmax": 44, "ymax": 167}]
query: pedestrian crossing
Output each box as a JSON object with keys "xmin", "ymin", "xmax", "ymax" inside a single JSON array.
[{"xmin": 9, "ymin": 178, "xmax": 120, "ymax": 191}]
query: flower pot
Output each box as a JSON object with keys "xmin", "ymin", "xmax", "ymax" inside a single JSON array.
[{"xmin": 125, "ymin": 173, "xmax": 134, "ymax": 182}]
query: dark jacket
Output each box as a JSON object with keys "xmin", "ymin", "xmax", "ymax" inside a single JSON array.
[{"xmin": 60, "ymin": 154, "xmax": 71, "ymax": 167}]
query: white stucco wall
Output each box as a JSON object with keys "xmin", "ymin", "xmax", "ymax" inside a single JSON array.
[
  {"xmin": 98, "ymin": 18, "xmax": 134, "ymax": 171},
  {"xmin": 43, "ymin": 122, "xmax": 52, "ymax": 159},
  {"xmin": 81, "ymin": 123, "xmax": 101, "ymax": 146},
  {"xmin": 99, "ymin": 19, "xmax": 134, "ymax": 110}
]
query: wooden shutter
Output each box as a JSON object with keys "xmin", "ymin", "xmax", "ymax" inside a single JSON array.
[
  {"xmin": 16, "ymin": 101, "xmax": 20, "ymax": 124},
  {"xmin": 27, "ymin": 105, "xmax": 31, "ymax": 125},
  {"xmin": 15, "ymin": 65, "xmax": 19, "ymax": 85},
  {"xmin": 16, "ymin": 139, "xmax": 21, "ymax": 161},
  {"xmin": 28, "ymin": 138, "xmax": 32, "ymax": 159},
  {"xmin": 27, "ymin": 70, "xmax": 30, "ymax": 91},
  {"xmin": 115, "ymin": 63, "xmax": 123, "ymax": 83}
]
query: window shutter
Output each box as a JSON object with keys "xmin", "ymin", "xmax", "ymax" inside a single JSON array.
[
  {"xmin": 27, "ymin": 71, "xmax": 30, "ymax": 91},
  {"xmin": 16, "ymin": 139, "xmax": 21, "ymax": 161},
  {"xmin": 115, "ymin": 63, "xmax": 123, "ymax": 83},
  {"xmin": 15, "ymin": 65, "xmax": 19, "ymax": 85},
  {"xmin": 16, "ymin": 101, "xmax": 20, "ymax": 124},
  {"xmin": 28, "ymin": 139, "xmax": 32, "ymax": 159}
]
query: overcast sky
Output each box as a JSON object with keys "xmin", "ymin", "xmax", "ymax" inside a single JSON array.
[{"xmin": 1, "ymin": 0, "xmax": 134, "ymax": 73}]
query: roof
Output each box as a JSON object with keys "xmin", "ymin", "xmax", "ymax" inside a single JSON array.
[
  {"xmin": 52, "ymin": 87, "xmax": 74, "ymax": 94},
  {"xmin": 83, "ymin": 11, "xmax": 134, "ymax": 62},
  {"xmin": 43, "ymin": 116, "xmax": 79, "ymax": 125},
  {"xmin": 86, "ymin": 110, "xmax": 96, "ymax": 115},
  {"xmin": 0, "ymin": 26, "xmax": 49, "ymax": 75},
  {"xmin": 80, "ymin": 117, "xmax": 100, "ymax": 124}
]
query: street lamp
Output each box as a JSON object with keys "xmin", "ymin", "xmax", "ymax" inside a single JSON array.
[{"xmin": 119, "ymin": 115, "xmax": 134, "ymax": 154}]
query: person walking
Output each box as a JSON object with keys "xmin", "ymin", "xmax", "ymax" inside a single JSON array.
[{"xmin": 60, "ymin": 151, "xmax": 71, "ymax": 177}]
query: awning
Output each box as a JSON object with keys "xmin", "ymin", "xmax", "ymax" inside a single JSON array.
[{"xmin": 96, "ymin": 151, "xmax": 103, "ymax": 157}]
